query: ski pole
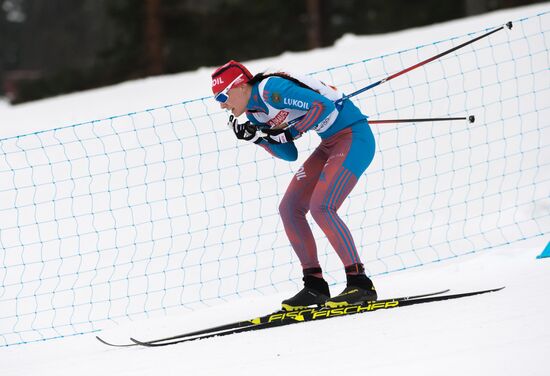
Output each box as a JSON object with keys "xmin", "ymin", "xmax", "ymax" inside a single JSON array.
[
  {"xmin": 270, "ymin": 116, "xmax": 475, "ymax": 139},
  {"xmin": 337, "ymin": 21, "xmax": 513, "ymax": 105},
  {"xmin": 369, "ymin": 115, "xmax": 475, "ymax": 124},
  {"xmin": 287, "ymin": 113, "xmax": 475, "ymax": 128},
  {"xmin": 286, "ymin": 22, "xmax": 511, "ymax": 128}
]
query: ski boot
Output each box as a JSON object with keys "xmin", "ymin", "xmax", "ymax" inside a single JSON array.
[
  {"xmin": 282, "ymin": 269, "xmax": 330, "ymax": 311},
  {"xmin": 325, "ymin": 264, "xmax": 377, "ymax": 308}
]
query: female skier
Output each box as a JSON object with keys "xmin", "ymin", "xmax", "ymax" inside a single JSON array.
[{"xmin": 211, "ymin": 60, "xmax": 377, "ymax": 310}]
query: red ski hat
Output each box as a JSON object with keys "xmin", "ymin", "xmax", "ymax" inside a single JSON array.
[{"xmin": 211, "ymin": 60, "xmax": 253, "ymax": 95}]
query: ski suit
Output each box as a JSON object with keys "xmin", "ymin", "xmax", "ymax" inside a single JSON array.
[{"xmin": 245, "ymin": 74, "xmax": 376, "ymax": 270}]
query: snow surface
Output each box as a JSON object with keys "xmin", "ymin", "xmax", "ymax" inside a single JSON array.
[
  {"xmin": 2, "ymin": 238, "xmax": 549, "ymax": 376},
  {"xmin": 1, "ymin": 3, "xmax": 549, "ymax": 376}
]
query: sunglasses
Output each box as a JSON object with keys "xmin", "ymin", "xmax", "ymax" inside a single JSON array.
[{"xmin": 214, "ymin": 74, "xmax": 244, "ymax": 103}]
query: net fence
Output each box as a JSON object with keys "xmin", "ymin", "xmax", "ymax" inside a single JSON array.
[{"xmin": 1, "ymin": 13, "xmax": 548, "ymax": 346}]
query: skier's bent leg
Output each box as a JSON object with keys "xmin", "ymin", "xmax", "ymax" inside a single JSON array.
[{"xmin": 279, "ymin": 147, "xmax": 327, "ymax": 271}]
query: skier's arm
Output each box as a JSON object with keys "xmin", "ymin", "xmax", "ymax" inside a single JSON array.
[
  {"xmin": 256, "ymin": 139, "xmax": 298, "ymax": 161},
  {"xmin": 243, "ymin": 114, "xmax": 298, "ymax": 162},
  {"xmin": 263, "ymin": 77, "xmax": 339, "ymax": 136}
]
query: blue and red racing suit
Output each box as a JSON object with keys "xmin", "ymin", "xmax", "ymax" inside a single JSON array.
[{"xmin": 245, "ymin": 74, "xmax": 376, "ymax": 271}]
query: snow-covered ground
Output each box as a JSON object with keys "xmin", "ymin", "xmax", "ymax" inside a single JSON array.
[
  {"xmin": 1, "ymin": 3, "xmax": 549, "ymax": 376},
  {"xmin": 2, "ymin": 238, "xmax": 549, "ymax": 376}
]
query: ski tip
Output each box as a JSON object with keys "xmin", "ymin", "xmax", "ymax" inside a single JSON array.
[
  {"xmin": 472, "ymin": 286, "xmax": 505, "ymax": 295},
  {"xmin": 95, "ymin": 335, "xmax": 136, "ymax": 347},
  {"xmin": 469, "ymin": 286, "xmax": 505, "ymax": 294},
  {"xmin": 95, "ymin": 335, "xmax": 112, "ymax": 346}
]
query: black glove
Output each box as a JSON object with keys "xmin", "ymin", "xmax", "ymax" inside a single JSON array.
[
  {"xmin": 261, "ymin": 126, "xmax": 297, "ymax": 144},
  {"xmin": 228, "ymin": 115, "xmax": 260, "ymax": 143}
]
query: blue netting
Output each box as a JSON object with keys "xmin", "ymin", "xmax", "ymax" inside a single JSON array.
[{"xmin": 1, "ymin": 13, "xmax": 549, "ymax": 346}]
